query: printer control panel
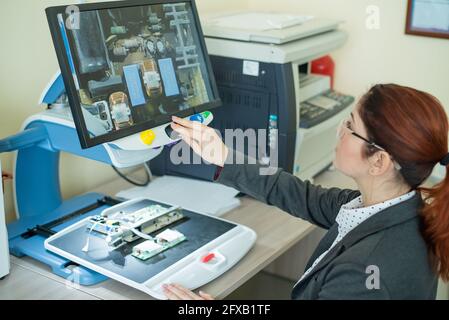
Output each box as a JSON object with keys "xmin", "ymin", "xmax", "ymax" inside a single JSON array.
[{"xmin": 299, "ymin": 90, "xmax": 354, "ymax": 129}]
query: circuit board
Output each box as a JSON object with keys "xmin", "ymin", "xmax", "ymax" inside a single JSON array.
[
  {"xmin": 86, "ymin": 204, "xmax": 184, "ymax": 248},
  {"xmin": 132, "ymin": 229, "xmax": 186, "ymax": 261}
]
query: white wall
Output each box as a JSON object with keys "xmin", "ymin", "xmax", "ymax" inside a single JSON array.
[{"xmin": 0, "ymin": 0, "xmax": 249, "ymax": 223}]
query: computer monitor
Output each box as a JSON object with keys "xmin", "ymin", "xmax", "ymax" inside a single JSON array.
[{"xmin": 46, "ymin": 0, "xmax": 221, "ymax": 148}]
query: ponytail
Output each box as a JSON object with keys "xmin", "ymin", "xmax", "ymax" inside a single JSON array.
[{"xmin": 419, "ymin": 167, "xmax": 449, "ymax": 281}]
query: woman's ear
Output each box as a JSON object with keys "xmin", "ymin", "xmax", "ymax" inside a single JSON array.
[{"xmin": 368, "ymin": 151, "xmax": 392, "ymax": 176}]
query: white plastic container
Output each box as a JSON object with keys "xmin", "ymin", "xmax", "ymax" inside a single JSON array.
[{"xmin": 0, "ymin": 161, "xmax": 10, "ymax": 280}]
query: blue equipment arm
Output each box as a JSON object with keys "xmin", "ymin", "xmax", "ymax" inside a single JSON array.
[{"xmin": 0, "ymin": 127, "xmax": 47, "ymax": 153}]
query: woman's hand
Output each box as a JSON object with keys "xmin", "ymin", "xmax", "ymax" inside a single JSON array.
[
  {"xmin": 171, "ymin": 116, "xmax": 229, "ymax": 167},
  {"xmin": 163, "ymin": 283, "xmax": 214, "ymax": 300}
]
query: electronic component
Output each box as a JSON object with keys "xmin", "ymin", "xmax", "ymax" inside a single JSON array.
[
  {"xmin": 132, "ymin": 228, "xmax": 186, "ymax": 260},
  {"xmin": 87, "ymin": 76, "xmax": 123, "ymax": 99},
  {"xmin": 132, "ymin": 240, "xmax": 163, "ymax": 260},
  {"xmin": 88, "ymin": 100, "xmax": 113, "ymax": 132},
  {"xmin": 109, "ymin": 91, "xmax": 133, "ymax": 130},
  {"xmin": 141, "ymin": 59, "xmax": 162, "ymax": 97},
  {"xmin": 111, "ymin": 26, "xmax": 127, "ymax": 34},
  {"xmin": 85, "ymin": 204, "xmax": 184, "ymax": 250}
]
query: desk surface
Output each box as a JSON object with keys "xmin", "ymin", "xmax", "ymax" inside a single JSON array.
[{"xmin": 0, "ymin": 174, "xmax": 314, "ymax": 300}]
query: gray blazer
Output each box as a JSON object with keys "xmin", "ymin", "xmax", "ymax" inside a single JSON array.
[{"xmin": 214, "ymin": 155, "xmax": 438, "ymax": 299}]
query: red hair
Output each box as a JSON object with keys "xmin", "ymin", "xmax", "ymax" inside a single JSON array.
[{"xmin": 359, "ymin": 84, "xmax": 449, "ymax": 281}]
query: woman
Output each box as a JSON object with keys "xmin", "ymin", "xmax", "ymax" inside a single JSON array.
[{"xmin": 163, "ymin": 84, "xmax": 449, "ymax": 300}]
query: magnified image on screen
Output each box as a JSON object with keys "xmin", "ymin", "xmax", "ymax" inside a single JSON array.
[{"xmin": 57, "ymin": 2, "xmax": 213, "ymax": 138}]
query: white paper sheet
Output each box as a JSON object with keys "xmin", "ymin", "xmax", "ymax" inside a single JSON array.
[{"xmin": 117, "ymin": 175, "xmax": 241, "ymax": 217}]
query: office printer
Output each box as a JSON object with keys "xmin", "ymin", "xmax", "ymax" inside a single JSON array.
[{"xmin": 150, "ymin": 12, "xmax": 354, "ymax": 180}]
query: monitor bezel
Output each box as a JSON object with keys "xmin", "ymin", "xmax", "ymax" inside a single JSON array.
[{"xmin": 46, "ymin": 0, "xmax": 221, "ymax": 149}]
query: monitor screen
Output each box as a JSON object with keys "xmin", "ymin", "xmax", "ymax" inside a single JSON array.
[{"xmin": 46, "ymin": 0, "xmax": 221, "ymax": 148}]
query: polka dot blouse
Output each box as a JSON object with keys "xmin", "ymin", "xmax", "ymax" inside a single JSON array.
[{"xmin": 296, "ymin": 190, "xmax": 416, "ymax": 284}]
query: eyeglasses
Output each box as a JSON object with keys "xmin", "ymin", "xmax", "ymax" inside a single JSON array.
[{"xmin": 337, "ymin": 119, "xmax": 402, "ymax": 170}]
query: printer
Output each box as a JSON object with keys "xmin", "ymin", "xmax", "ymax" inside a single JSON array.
[{"xmin": 150, "ymin": 12, "xmax": 354, "ymax": 181}]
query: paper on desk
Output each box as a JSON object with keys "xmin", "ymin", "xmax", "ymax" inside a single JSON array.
[
  {"xmin": 116, "ymin": 175, "xmax": 241, "ymax": 217},
  {"xmin": 208, "ymin": 12, "xmax": 314, "ymax": 31}
]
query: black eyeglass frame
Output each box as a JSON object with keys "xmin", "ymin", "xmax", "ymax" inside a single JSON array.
[{"xmin": 338, "ymin": 119, "xmax": 402, "ymax": 170}]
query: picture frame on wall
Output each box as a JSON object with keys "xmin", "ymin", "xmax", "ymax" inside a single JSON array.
[{"xmin": 405, "ymin": 0, "xmax": 449, "ymax": 40}]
